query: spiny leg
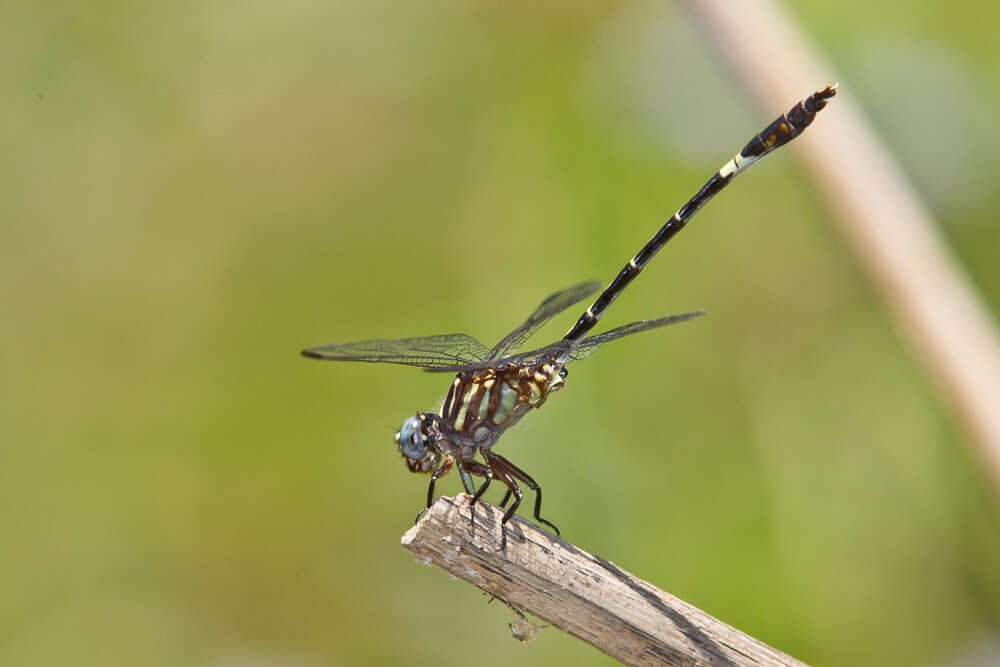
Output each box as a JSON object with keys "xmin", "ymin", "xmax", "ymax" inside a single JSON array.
[
  {"xmin": 486, "ymin": 452, "xmax": 522, "ymax": 553},
  {"xmin": 415, "ymin": 457, "xmax": 453, "ymax": 524},
  {"xmin": 490, "ymin": 452, "xmax": 560, "ymax": 537},
  {"xmin": 461, "ymin": 460, "xmax": 493, "ymax": 533}
]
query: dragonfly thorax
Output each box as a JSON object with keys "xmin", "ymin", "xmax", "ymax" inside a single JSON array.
[{"xmin": 436, "ymin": 361, "xmax": 568, "ymax": 446}]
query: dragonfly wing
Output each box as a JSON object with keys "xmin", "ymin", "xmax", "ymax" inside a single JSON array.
[
  {"xmin": 489, "ymin": 280, "xmax": 602, "ymax": 359},
  {"xmin": 560, "ymin": 311, "xmax": 705, "ymax": 362},
  {"xmin": 510, "ymin": 311, "xmax": 705, "ymax": 365},
  {"xmin": 302, "ymin": 333, "xmax": 490, "ymax": 370}
]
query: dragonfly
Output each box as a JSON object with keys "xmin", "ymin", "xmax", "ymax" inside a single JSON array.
[{"xmin": 302, "ymin": 84, "xmax": 838, "ymax": 550}]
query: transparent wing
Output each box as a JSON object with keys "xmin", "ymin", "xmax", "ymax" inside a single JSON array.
[
  {"xmin": 422, "ymin": 310, "xmax": 705, "ymax": 373},
  {"xmin": 301, "ymin": 333, "xmax": 490, "ymax": 370},
  {"xmin": 489, "ymin": 280, "xmax": 602, "ymax": 360},
  {"xmin": 508, "ymin": 311, "xmax": 706, "ymax": 366},
  {"xmin": 557, "ymin": 311, "xmax": 705, "ymax": 362}
]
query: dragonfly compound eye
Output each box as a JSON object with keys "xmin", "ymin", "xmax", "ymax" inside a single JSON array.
[{"xmin": 397, "ymin": 415, "xmax": 427, "ymax": 460}]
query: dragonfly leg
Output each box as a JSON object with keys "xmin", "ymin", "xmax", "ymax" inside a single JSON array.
[
  {"xmin": 489, "ymin": 453, "xmax": 560, "ymax": 538},
  {"xmin": 415, "ymin": 457, "xmax": 453, "ymax": 524},
  {"xmin": 457, "ymin": 461, "xmax": 477, "ymax": 495},
  {"xmin": 498, "ymin": 488, "xmax": 513, "ymax": 510},
  {"xmin": 486, "ymin": 452, "xmax": 522, "ymax": 553},
  {"xmin": 461, "ymin": 460, "xmax": 493, "ymax": 533}
]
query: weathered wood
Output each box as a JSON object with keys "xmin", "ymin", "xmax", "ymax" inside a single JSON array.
[{"xmin": 401, "ymin": 494, "xmax": 807, "ymax": 666}]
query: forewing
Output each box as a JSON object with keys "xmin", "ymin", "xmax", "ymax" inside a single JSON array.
[
  {"xmin": 301, "ymin": 333, "xmax": 490, "ymax": 370},
  {"xmin": 489, "ymin": 280, "xmax": 602, "ymax": 359},
  {"xmin": 508, "ymin": 311, "xmax": 705, "ymax": 365}
]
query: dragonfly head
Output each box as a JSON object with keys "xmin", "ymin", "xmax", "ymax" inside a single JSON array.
[{"xmin": 395, "ymin": 413, "xmax": 440, "ymax": 473}]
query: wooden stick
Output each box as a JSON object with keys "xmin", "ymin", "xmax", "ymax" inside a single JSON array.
[
  {"xmin": 687, "ymin": 0, "xmax": 1000, "ymax": 506},
  {"xmin": 401, "ymin": 495, "xmax": 807, "ymax": 667}
]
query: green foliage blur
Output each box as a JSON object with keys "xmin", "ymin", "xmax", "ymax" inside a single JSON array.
[{"xmin": 3, "ymin": 1, "xmax": 1000, "ymax": 665}]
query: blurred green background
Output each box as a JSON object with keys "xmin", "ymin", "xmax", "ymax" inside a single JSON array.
[{"xmin": 3, "ymin": 0, "xmax": 1000, "ymax": 665}]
